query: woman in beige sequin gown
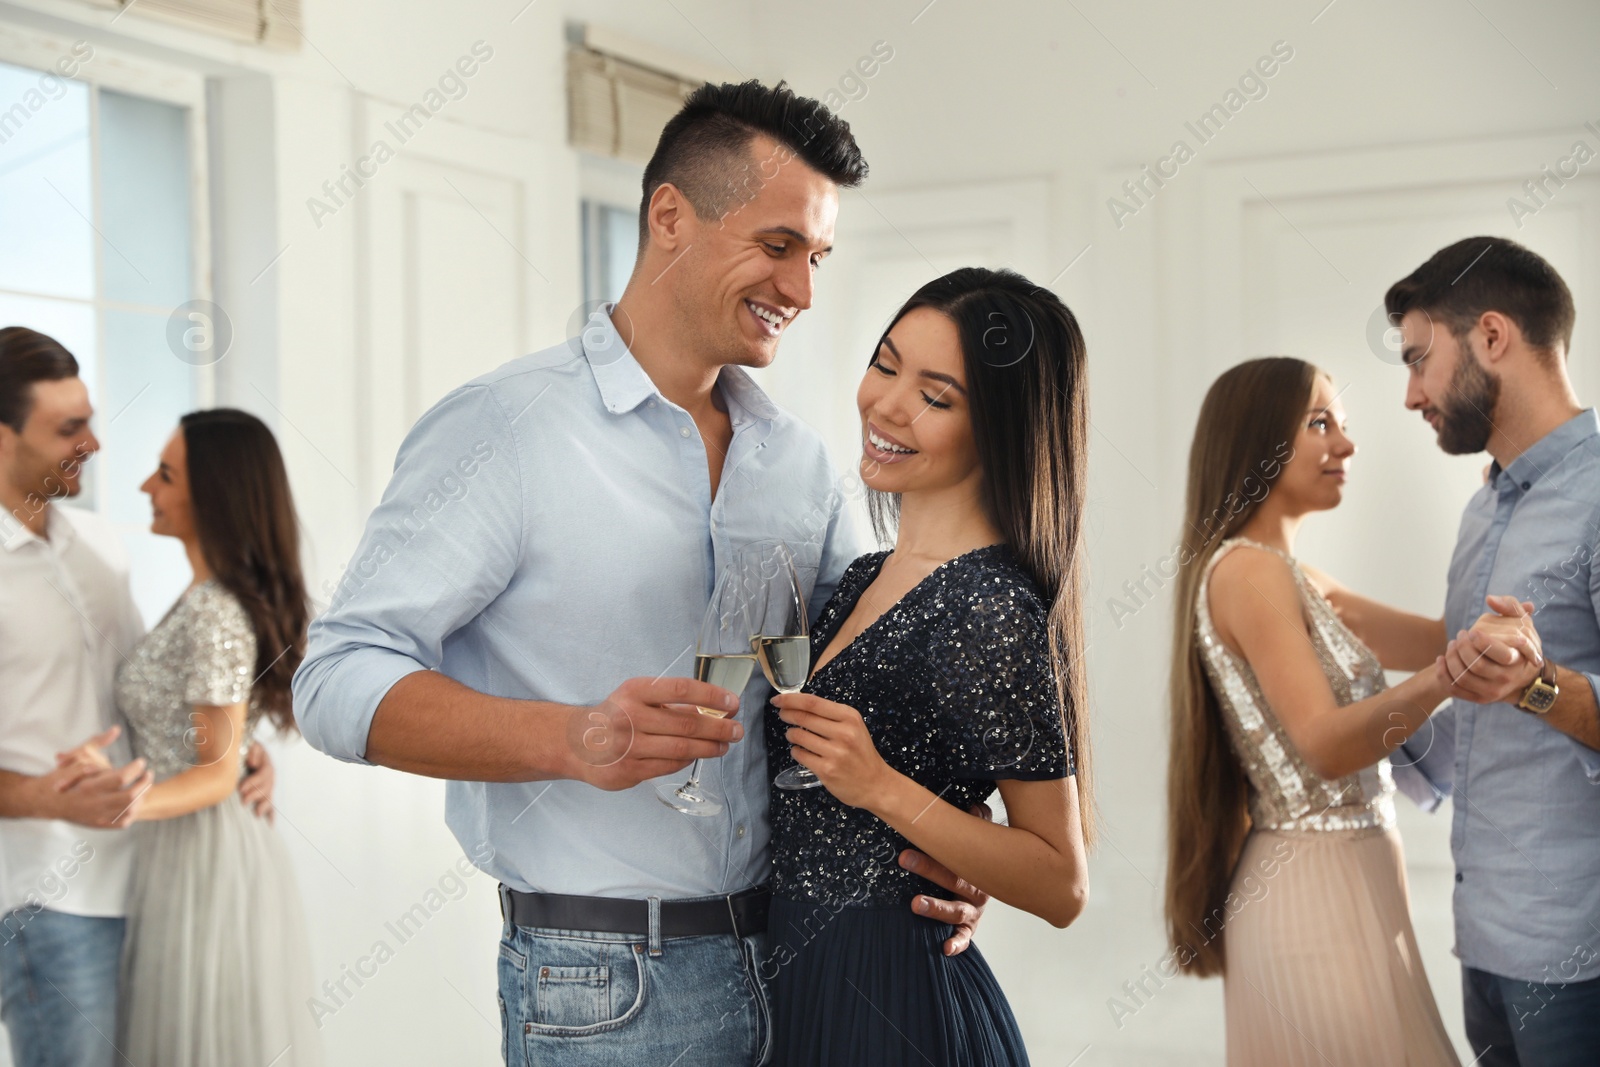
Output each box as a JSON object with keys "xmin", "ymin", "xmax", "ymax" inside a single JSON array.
[
  {"xmin": 59, "ymin": 410, "xmax": 319, "ymax": 1067},
  {"xmin": 1163, "ymin": 359, "xmax": 1521, "ymax": 1066}
]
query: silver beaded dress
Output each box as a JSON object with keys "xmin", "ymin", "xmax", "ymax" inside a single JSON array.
[
  {"xmin": 1195, "ymin": 538, "xmax": 1458, "ymax": 1067},
  {"xmin": 1196, "ymin": 538, "xmax": 1396, "ymax": 835},
  {"xmin": 113, "ymin": 580, "xmax": 321, "ymax": 1067}
]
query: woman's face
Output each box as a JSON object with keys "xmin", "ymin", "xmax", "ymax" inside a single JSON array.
[
  {"xmin": 1276, "ymin": 375, "xmax": 1356, "ymax": 514},
  {"xmin": 855, "ymin": 307, "xmax": 983, "ymax": 497},
  {"xmin": 140, "ymin": 429, "xmax": 196, "ymax": 541}
]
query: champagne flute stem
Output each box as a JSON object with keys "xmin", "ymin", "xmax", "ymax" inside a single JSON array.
[{"xmin": 684, "ymin": 759, "xmax": 703, "ymax": 788}]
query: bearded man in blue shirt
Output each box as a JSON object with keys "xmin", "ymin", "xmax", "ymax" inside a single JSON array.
[{"xmin": 1390, "ymin": 236, "xmax": 1600, "ymax": 1067}]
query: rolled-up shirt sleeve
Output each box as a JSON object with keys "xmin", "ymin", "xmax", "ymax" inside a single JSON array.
[
  {"xmin": 1394, "ymin": 703, "xmax": 1457, "ymax": 810},
  {"xmin": 1577, "ymin": 672, "xmax": 1600, "ymax": 783},
  {"xmin": 292, "ymin": 383, "xmax": 523, "ymax": 764}
]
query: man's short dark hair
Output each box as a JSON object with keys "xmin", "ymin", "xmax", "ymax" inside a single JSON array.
[
  {"xmin": 0, "ymin": 327, "xmax": 79, "ymax": 433},
  {"xmin": 638, "ymin": 79, "xmax": 868, "ymax": 251},
  {"xmin": 1384, "ymin": 236, "xmax": 1575, "ymax": 360}
]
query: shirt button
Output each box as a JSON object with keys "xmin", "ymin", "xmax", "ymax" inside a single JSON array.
[
  {"xmin": 679, "ymin": 426, "xmax": 692, "ymax": 438},
  {"xmin": 1521, "ymin": 481, "xmax": 1531, "ymax": 490},
  {"xmin": 647, "ymin": 398, "xmax": 656, "ymax": 407},
  {"xmin": 736, "ymin": 824, "xmax": 746, "ymax": 837},
  {"xmin": 1455, "ymin": 872, "xmax": 1463, "ymax": 883}
]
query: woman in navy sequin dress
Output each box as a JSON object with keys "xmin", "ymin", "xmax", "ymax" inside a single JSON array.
[{"xmin": 767, "ymin": 268, "xmax": 1095, "ymax": 1066}]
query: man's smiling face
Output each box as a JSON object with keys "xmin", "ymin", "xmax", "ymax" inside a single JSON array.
[{"xmin": 666, "ymin": 134, "xmax": 839, "ymax": 370}]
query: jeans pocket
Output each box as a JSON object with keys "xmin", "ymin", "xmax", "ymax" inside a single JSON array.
[
  {"xmin": 536, "ymin": 965, "xmax": 611, "ymax": 1027},
  {"xmin": 497, "ymin": 931, "xmax": 528, "ymax": 1062},
  {"xmin": 499, "ymin": 938, "xmax": 527, "ymax": 972},
  {"xmin": 522, "ymin": 936, "xmax": 646, "ymax": 1037}
]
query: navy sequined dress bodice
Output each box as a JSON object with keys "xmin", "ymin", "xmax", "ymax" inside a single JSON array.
[
  {"xmin": 765, "ymin": 544, "xmax": 1072, "ymax": 1067},
  {"xmin": 767, "ymin": 544, "xmax": 1073, "ymax": 908}
]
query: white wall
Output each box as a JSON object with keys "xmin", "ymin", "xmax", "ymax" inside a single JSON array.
[{"xmin": 1, "ymin": 0, "xmax": 1596, "ymax": 1063}]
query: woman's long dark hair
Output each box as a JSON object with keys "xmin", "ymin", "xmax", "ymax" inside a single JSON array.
[
  {"xmin": 866, "ymin": 267, "xmax": 1094, "ymax": 846},
  {"xmin": 181, "ymin": 408, "xmax": 308, "ymax": 733},
  {"xmin": 1164, "ymin": 356, "xmax": 1320, "ymax": 977}
]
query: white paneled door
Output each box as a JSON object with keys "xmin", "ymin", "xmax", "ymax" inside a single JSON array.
[{"xmin": 355, "ymin": 99, "xmax": 551, "ymax": 508}]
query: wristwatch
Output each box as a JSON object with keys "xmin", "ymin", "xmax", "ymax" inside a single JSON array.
[{"xmin": 1516, "ymin": 658, "xmax": 1559, "ymax": 714}]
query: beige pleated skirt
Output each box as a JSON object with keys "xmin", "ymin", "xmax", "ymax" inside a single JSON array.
[{"xmin": 1223, "ymin": 826, "xmax": 1459, "ymax": 1067}]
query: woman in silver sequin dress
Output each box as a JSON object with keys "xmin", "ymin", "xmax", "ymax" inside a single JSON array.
[
  {"xmin": 1164, "ymin": 358, "xmax": 1508, "ymax": 1066},
  {"xmin": 60, "ymin": 410, "xmax": 320, "ymax": 1066}
]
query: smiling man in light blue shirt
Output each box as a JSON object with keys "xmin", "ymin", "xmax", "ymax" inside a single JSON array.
[
  {"xmin": 293, "ymin": 81, "xmax": 985, "ymax": 1066},
  {"xmin": 1389, "ymin": 236, "xmax": 1600, "ymax": 1067}
]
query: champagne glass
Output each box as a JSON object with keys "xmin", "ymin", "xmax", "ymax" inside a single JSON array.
[
  {"xmin": 746, "ymin": 542, "xmax": 822, "ymax": 791},
  {"xmin": 657, "ymin": 563, "xmax": 757, "ymax": 816}
]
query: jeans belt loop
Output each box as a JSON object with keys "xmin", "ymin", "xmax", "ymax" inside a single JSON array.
[
  {"xmin": 647, "ymin": 896, "xmax": 663, "ymax": 958},
  {"xmin": 497, "ymin": 884, "xmax": 512, "ymax": 937},
  {"xmin": 726, "ymin": 891, "xmax": 741, "ymax": 940}
]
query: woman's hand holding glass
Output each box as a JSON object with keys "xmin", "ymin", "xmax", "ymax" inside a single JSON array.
[{"xmin": 770, "ymin": 691, "xmax": 894, "ymax": 808}]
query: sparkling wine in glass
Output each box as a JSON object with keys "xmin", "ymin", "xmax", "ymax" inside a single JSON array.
[
  {"xmin": 694, "ymin": 652, "xmax": 757, "ymax": 717},
  {"xmin": 746, "ymin": 543, "xmax": 823, "ymax": 791},
  {"xmin": 752, "ymin": 634, "xmax": 809, "ymax": 692}
]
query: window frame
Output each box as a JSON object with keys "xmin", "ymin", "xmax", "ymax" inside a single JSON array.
[
  {"xmin": 0, "ymin": 22, "xmax": 214, "ymax": 519},
  {"xmin": 578, "ymin": 152, "xmax": 642, "ymax": 309}
]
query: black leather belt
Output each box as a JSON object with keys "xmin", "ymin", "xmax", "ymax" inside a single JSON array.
[{"xmin": 499, "ymin": 884, "xmax": 769, "ymax": 940}]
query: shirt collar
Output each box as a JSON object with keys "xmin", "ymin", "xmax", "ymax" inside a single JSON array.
[
  {"xmin": 581, "ymin": 302, "xmax": 781, "ymax": 425},
  {"xmin": 582, "ymin": 304, "xmax": 657, "ymax": 415},
  {"xmin": 715, "ymin": 364, "xmax": 780, "ymax": 424},
  {"xmin": 1, "ymin": 502, "xmax": 74, "ymax": 553},
  {"xmin": 1490, "ymin": 407, "xmax": 1599, "ymax": 494},
  {"xmin": 0, "ymin": 511, "xmax": 28, "ymax": 551}
]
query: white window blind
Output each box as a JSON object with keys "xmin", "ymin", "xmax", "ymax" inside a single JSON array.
[
  {"xmin": 108, "ymin": 0, "xmax": 303, "ymax": 48},
  {"xmin": 566, "ymin": 28, "xmax": 717, "ymax": 164}
]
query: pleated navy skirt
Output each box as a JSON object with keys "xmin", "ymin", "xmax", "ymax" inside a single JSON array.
[{"xmin": 767, "ymin": 895, "xmax": 1030, "ymax": 1066}]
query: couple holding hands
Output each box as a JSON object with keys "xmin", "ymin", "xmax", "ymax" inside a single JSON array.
[
  {"xmin": 1168, "ymin": 235, "xmax": 1599, "ymax": 1067},
  {"xmin": 0, "ymin": 335, "xmax": 321, "ymax": 1067}
]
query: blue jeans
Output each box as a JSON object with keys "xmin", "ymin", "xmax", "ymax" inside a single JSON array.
[
  {"xmin": 1463, "ymin": 964, "xmax": 1600, "ymax": 1066},
  {"xmin": 497, "ymin": 904, "xmax": 772, "ymax": 1066},
  {"xmin": 0, "ymin": 908, "xmax": 124, "ymax": 1067}
]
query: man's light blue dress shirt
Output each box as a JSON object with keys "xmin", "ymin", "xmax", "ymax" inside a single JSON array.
[
  {"xmin": 293, "ymin": 308, "xmax": 867, "ymax": 899},
  {"xmin": 1401, "ymin": 408, "xmax": 1600, "ymax": 984}
]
